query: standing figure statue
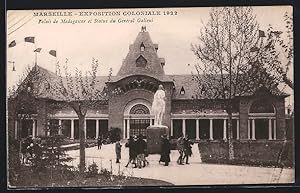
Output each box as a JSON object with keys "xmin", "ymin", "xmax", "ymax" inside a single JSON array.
[{"xmin": 151, "ymin": 84, "xmax": 166, "ymax": 126}]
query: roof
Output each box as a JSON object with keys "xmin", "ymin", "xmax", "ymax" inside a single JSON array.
[
  {"xmin": 167, "ymin": 75, "xmax": 199, "ymax": 99},
  {"xmin": 14, "ymin": 65, "xmax": 288, "ymax": 101},
  {"xmin": 117, "ymin": 30, "xmax": 165, "ymax": 79},
  {"xmin": 168, "ymin": 74, "xmax": 288, "ymax": 99},
  {"xmin": 12, "ymin": 65, "xmax": 109, "ymax": 101}
]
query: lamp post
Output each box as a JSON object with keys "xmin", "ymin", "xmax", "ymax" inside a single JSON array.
[{"xmin": 8, "ymin": 61, "xmax": 16, "ymax": 71}]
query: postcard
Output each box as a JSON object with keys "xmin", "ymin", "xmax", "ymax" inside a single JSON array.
[{"xmin": 6, "ymin": 6, "xmax": 294, "ymax": 188}]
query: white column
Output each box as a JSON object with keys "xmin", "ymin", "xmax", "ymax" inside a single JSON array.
[
  {"xmin": 123, "ymin": 119, "xmax": 126, "ymax": 139},
  {"xmin": 209, "ymin": 119, "xmax": 213, "ymax": 140},
  {"xmin": 14, "ymin": 120, "xmax": 18, "ymax": 139},
  {"xmin": 273, "ymin": 119, "xmax": 277, "ymax": 140},
  {"xmin": 96, "ymin": 119, "xmax": 99, "ymax": 138},
  {"xmin": 71, "ymin": 119, "xmax": 74, "ymax": 139},
  {"xmin": 268, "ymin": 119, "xmax": 272, "ymax": 140},
  {"xmin": 236, "ymin": 119, "xmax": 240, "ymax": 140},
  {"xmin": 126, "ymin": 119, "xmax": 130, "ymax": 138},
  {"xmin": 248, "ymin": 119, "xmax": 251, "ymax": 140},
  {"xmin": 251, "ymin": 119, "xmax": 256, "ymax": 140},
  {"xmin": 32, "ymin": 119, "xmax": 36, "ymax": 138},
  {"xmin": 196, "ymin": 119, "xmax": 200, "ymax": 140},
  {"xmin": 223, "ymin": 119, "xmax": 227, "ymax": 140},
  {"xmin": 58, "ymin": 119, "xmax": 62, "ymax": 135},
  {"xmin": 170, "ymin": 119, "xmax": 174, "ymax": 136},
  {"xmin": 47, "ymin": 120, "xmax": 50, "ymax": 136},
  {"xmin": 150, "ymin": 118, "xmax": 153, "ymax": 126},
  {"xmin": 182, "ymin": 119, "xmax": 186, "ymax": 137}
]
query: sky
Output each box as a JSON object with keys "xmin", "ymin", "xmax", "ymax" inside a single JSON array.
[{"xmin": 6, "ymin": 6, "xmax": 293, "ymax": 109}]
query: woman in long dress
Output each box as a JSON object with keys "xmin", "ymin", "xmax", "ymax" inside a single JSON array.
[{"xmin": 159, "ymin": 134, "xmax": 171, "ymax": 166}]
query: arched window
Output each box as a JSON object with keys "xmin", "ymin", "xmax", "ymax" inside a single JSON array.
[
  {"xmin": 140, "ymin": 42, "xmax": 145, "ymax": 52},
  {"xmin": 249, "ymin": 99, "xmax": 275, "ymax": 113},
  {"xmin": 130, "ymin": 104, "xmax": 150, "ymax": 114}
]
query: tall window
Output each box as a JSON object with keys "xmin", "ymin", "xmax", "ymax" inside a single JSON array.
[
  {"xmin": 213, "ymin": 119, "xmax": 223, "ymax": 140},
  {"xmin": 186, "ymin": 119, "xmax": 196, "ymax": 139},
  {"xmin": 86, "ymin": 120, "xmax": 96, "ymax": 139},
  {"xmin": 249, "ymin": 99, "xmax": 275, "ymax": 140},
  {"xmin": 129, "ymin": 104, "xmax": 150, "ymax": 138},
  {"xmin": 173, "ymin": 120, "xmax": 183, "ymax": 138},
  {"xmin": 255, "ymin": 119, "xmax": 269, "ymax": 139},
  {"xmin": 199, "ymin": 119, "xmax": 209, "ymax": 139},
  {"xmin": 140, "ymin": 42, "xmax": 145, "ymax": 52},
  {"xmin": 74, "ymin": 120, "xmax": 79, "ymax": 140},
  {"xmin": 61, "ymin": 120, "xmax": 71, "ymax": 138}
]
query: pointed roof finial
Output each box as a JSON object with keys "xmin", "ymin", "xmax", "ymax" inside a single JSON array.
[{"xmin": 141, "ymin": 26, "xmax": 147, "ymax": 32}]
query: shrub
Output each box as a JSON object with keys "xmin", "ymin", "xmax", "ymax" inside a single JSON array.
[
  {"xmin": 86, "ymin": 162, "xmax": 99, "ymax": 177},
  {"xmin": 8, "ymin": 137, "xmax": 22, "ymax": 186},
  {"xmin": 99, "ymin": 168, "xmax": 112, "ymax": 179},
  {"xmin": 29, "ymin": 120, "xmax": 74, "ymax": 176},
  {"xmin": 108, "ymin": 127, "xmax": 121, "ymax": 143}
]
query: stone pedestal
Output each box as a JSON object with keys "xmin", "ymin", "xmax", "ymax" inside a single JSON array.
[{"xmin": 146, "ymin": 125, "xmax": 168, "ymax": 154}]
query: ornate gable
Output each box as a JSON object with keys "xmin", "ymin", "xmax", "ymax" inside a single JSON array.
[{"xmin": 117, "ymin": 27, "xmax": 165, "ymax": 79}]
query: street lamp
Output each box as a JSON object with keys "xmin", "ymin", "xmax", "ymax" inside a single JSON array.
[{"xmin": 8, "ymin": 61, "xmax": 16, "ymax": 71}]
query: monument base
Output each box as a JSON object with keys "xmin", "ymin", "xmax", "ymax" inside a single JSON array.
[{"xmin": 146, "ymin": 125, "xmax": 168, "ymax": 154}]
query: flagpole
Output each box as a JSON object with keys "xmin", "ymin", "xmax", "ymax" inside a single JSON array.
[{"xmin": 34, "ymin": 39, "xmax": 37, "ymax": 66}]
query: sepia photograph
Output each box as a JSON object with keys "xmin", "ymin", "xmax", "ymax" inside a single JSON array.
[{"xmin": 6, "ymin": 6, "xmax": 294, "ymax": 188}]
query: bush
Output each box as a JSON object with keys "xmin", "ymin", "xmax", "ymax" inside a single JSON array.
[
  {"xmin": 86, "ymin": 162, "xmax": 99, "ymax": 177},
  {"xmin": 8, "ymin": 138, "xmax": 22, "ymax": 186},
  {"xmin": 108, "ymin": 127, "xmax": 121, "ymax": 143},
  {"xmin": 99, "ymin": 168, "xmax": 112, "ymax": 179}
]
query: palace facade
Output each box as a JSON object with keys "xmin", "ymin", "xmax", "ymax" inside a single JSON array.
[{"xmin": 8, "ymin": 28, "xmax": 289, "ymax": 142}]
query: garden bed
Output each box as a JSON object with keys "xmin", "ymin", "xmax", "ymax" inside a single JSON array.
[
  {"xmin": 198, "ymin": 140, "xmax": 294, "ymax": 168},
  {"xmin": 9, "ymin": 166, "xmax": 173, "ymax": 188}
]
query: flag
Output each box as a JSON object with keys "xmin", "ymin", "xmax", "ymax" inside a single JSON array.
[
  {"xmin": 258, "ymin": 30, "xmax": 266, "ymax": 38},
  {"xmin": 8, "ymin": 40, "xmax": 16, "ymax": 48},
  {"xmin": 24, "ymin": 36, "xmax": 35, "ymax": 43},
  {"xmin": 49, "ymin": 50, "xmax": 56, "ymax": 57},
  {"xmin": 33, "ymin": 48, "xmax": 57, "ymax": 57},
  {"xmin": 34, "ymin": 48, "xmax": 42, "ymax": 52}
]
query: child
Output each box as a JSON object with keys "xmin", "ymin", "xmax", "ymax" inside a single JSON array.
[{"xmin": 115, "ymin": 140, "xmax": 122, "ymax": 163}]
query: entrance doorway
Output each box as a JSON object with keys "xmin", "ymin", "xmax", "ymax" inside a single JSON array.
[{"xmin": 129, "ymin": 119, "xmax": 150, "ymax": 138}]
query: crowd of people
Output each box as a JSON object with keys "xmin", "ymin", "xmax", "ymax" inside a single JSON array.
[
  {"xmin": 114, "ymin": 134, "xmax": 194, "ymax": 168},
  {"xmin": 21, "ymin": 132, "xmax": 194, "ymax": 169},
  {"xmin": 123, "ymin": 135, "xmax": 149, "ymax": 168},
  {"xmin": 176, "ymin": 135, "xmax": 194, "ymax": 165}
]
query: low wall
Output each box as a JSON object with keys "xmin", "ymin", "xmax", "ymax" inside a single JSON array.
[{"xmin": 198, "ymin": 140, "xmax": 294, "ymax": 167}]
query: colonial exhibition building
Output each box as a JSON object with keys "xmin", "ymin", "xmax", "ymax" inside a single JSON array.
[{"xmin": 9, "ymin": 28, "xmax": 290, "ymax": 144}]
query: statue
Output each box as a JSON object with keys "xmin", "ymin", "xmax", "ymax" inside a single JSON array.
[{"xmin": 151, "ymin": 84, "xmax": 166, "ymax": 126}]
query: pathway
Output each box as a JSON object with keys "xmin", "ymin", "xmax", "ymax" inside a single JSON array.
[{"xmin": 67, "ymin": 143, "xmax": 294, "ymax": 185}]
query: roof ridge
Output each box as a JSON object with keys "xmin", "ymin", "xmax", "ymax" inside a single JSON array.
[{"xmin": 35, "ymin": 65, "xmax": 58, "ymax": 77}]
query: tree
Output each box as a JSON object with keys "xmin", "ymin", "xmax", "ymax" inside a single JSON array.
[
  {"xmin": 245, "ymin": 11, "xmax": 293, "ymax": 92},
  {"xmin": 31, "ymin": 120, "xmax": 74, "ymax": 180},
  {"xmin": 8, "ymin": 65, "xmax": 47, "ymax": 139},
  {"xmin": 7, "ymin": 65, "xmax": 49, "ymax": 185},
  {"xmin": 51, "ymin": 58, "xmax": 107, "ymax": 174},
  {"xmin": 259, "ymin": 12, "xmax": 293, "ymax": 90},
  {"xmin": 108, "ymin": 127, "xmax": 121, "ymax": 143},
  {"xmin": 191, "ymin": 7, "xmax": 276, "ymax": 160}
]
